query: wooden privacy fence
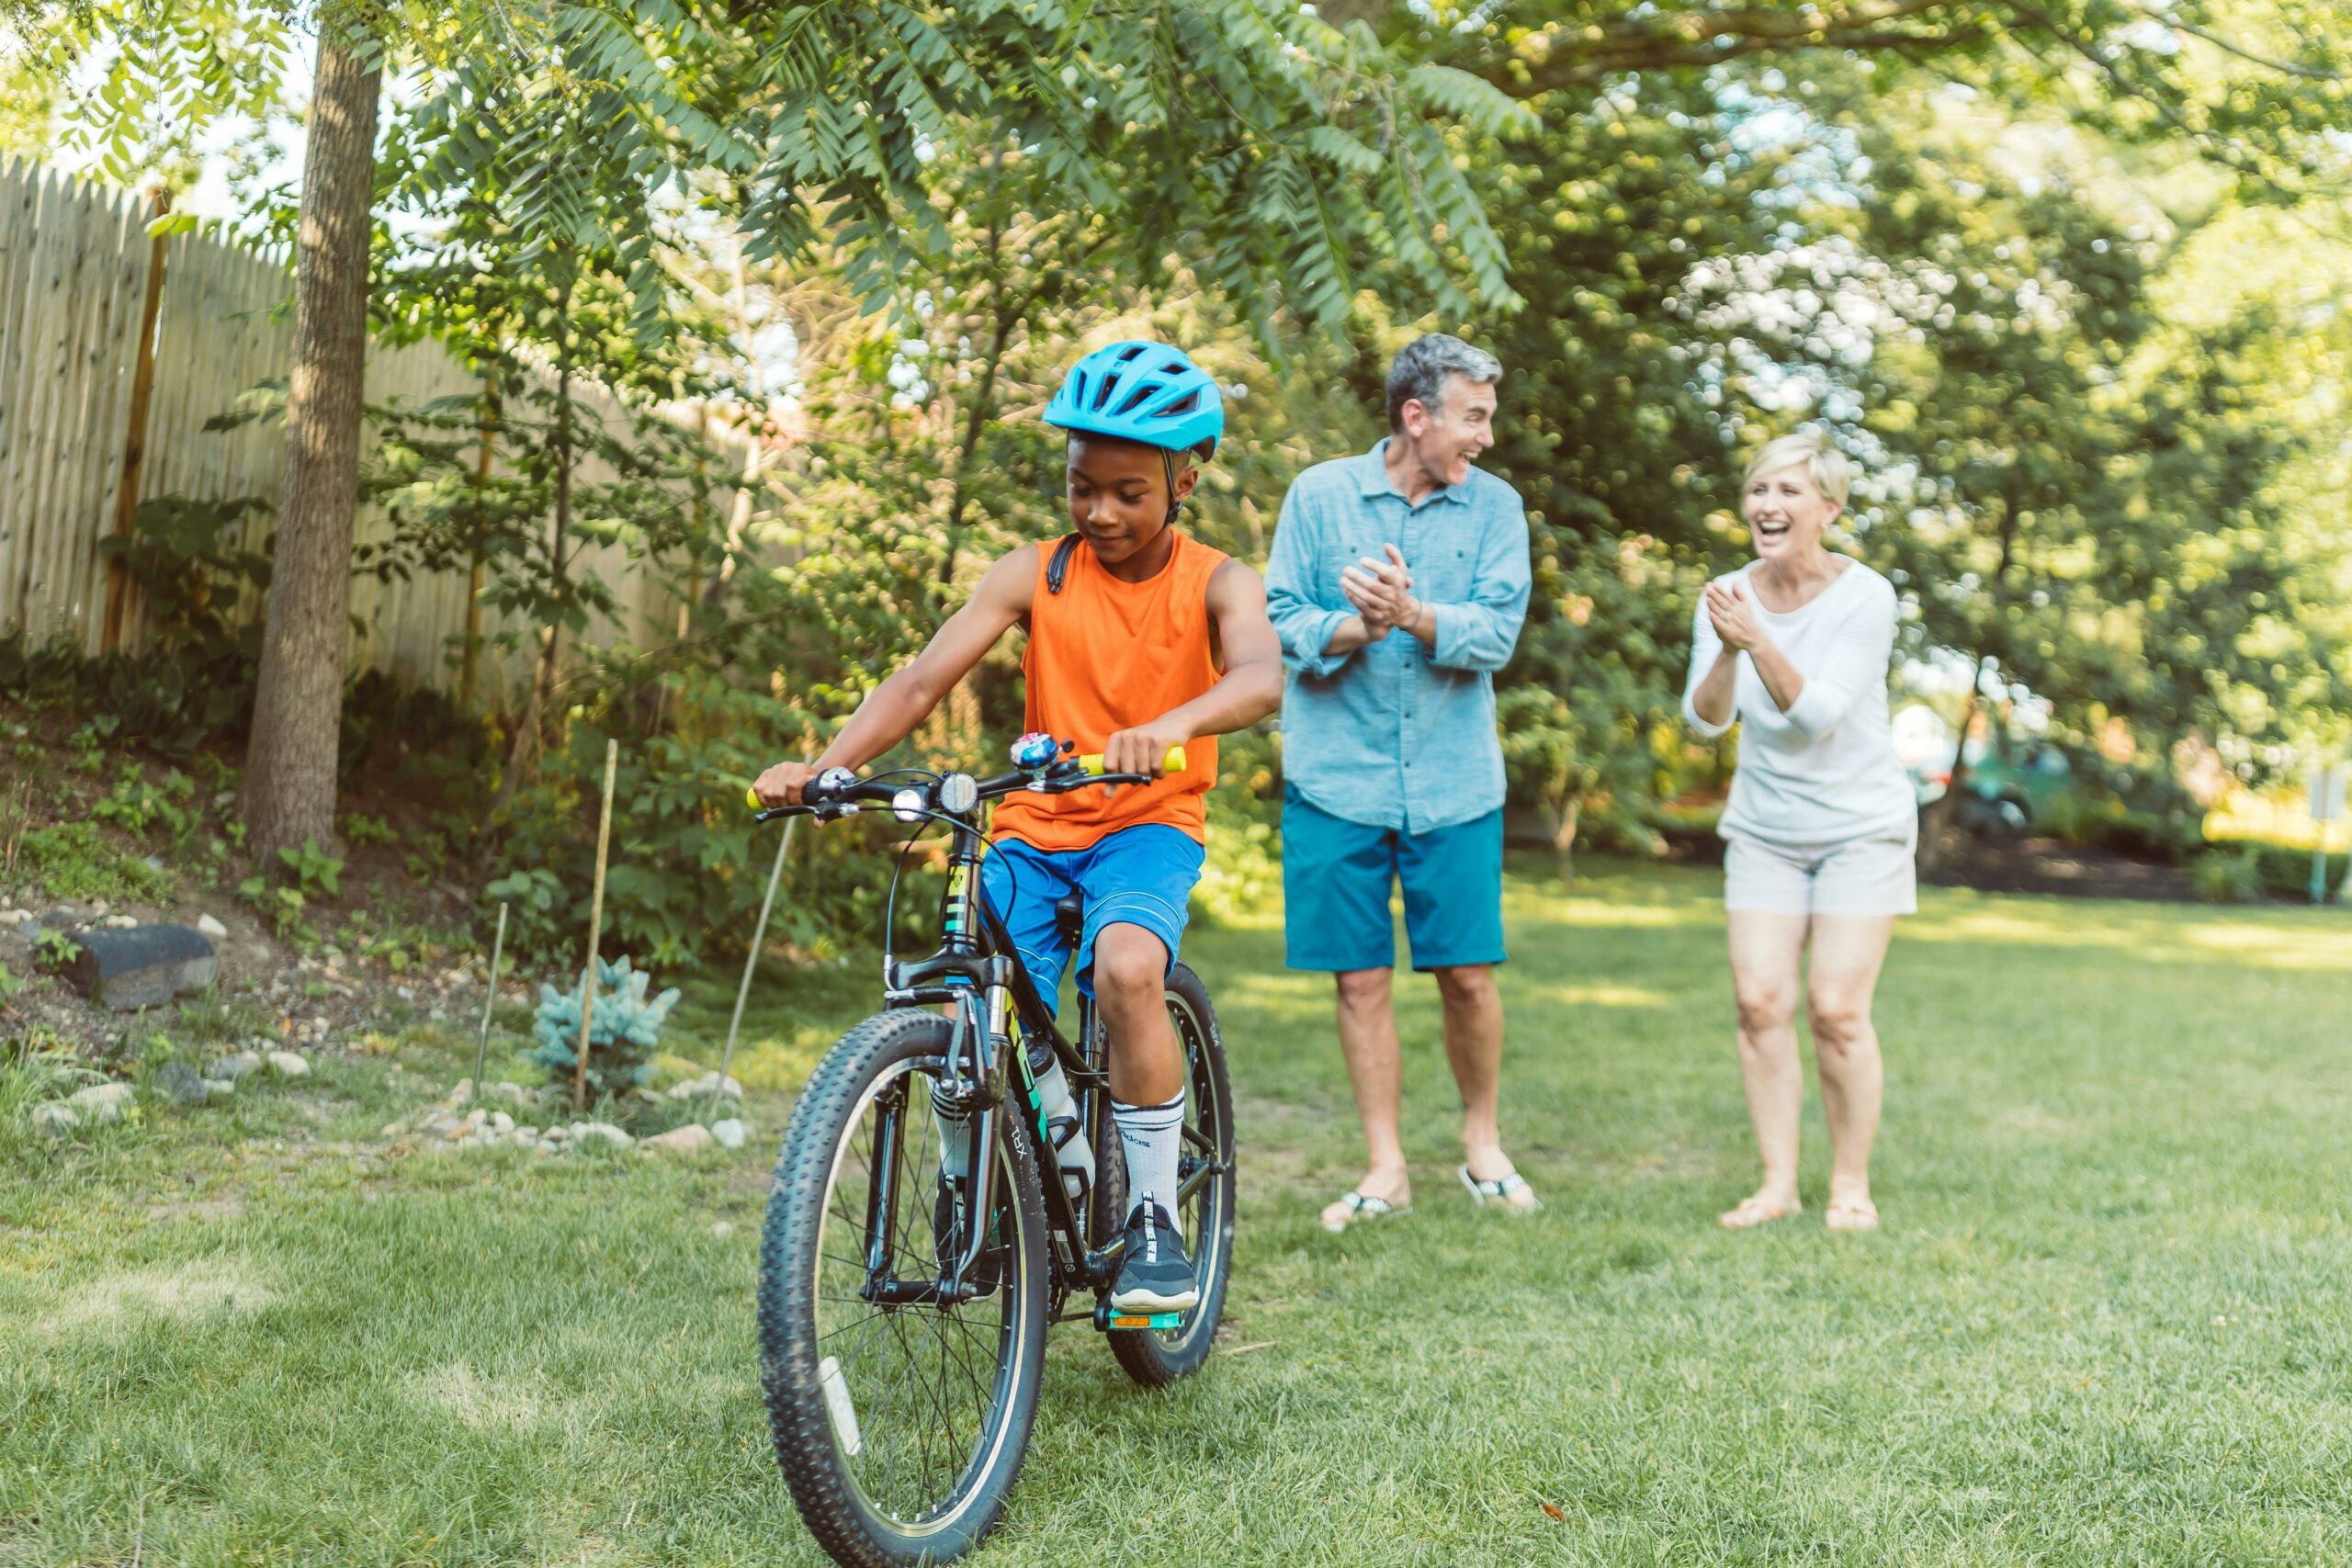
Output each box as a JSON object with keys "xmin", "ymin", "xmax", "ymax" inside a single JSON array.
[{"xmin": 0, "ymin": 157, "xmax": 756, "ymax": 705}]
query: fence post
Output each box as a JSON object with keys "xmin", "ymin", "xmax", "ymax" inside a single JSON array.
[
  {"xmin": 459, "ymin": 372, "xmax": 497, "ymax": 709},
  {"xmin": 98, "ymin": 186, "xmax": 171, "ymax": 655}
]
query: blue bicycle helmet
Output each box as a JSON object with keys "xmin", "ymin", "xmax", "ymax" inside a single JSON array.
[{"xmin": 1044, "ymin": 341, "xmax": 1225, "ymax": 459}]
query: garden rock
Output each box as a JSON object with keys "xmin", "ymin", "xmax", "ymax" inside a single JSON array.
[
  {"xmin": 572, "ymin": 1122, "xmax": 634, "ymax": 1151},
  {"xmin": 32, "ymin": 1103, "xmax": 78, "ymax": 1138},
  {"xmin": 266, "ymin": 1051, "xmax": 311, "ymax": 1078},
  {"xmin": 205, "ymin": 1050, "xmax": 265, "ymax": 1080},
  {"xmin": 642, "ymin": 1123, "xmax": 715, "ymax": 1156},
  {"xmin": 54, "ymin": 924, "xmax": 219, "ymax": 1011},
  {"xmin": 203, "ymin": 1078, "xmax": 236, "ymax": 1100},
  {"xmin": 155, "ymin": 1061, "xmax": 210, "ymax": 1107},
  {"xmin": 196, "ymin": 913, "xmax": 229, "ymax": 939},
  {"xmin": 67, "ymin": 1082, "xmax": 136, "ymax": 1126},
  {"xmin": 0, "ymin": 908, "xmax": 31, "ymax": 927},
  {"xmin": 101, "ymin": 914, "xmax": 139, "ymax": 929},
  {"xmin": 669, "ymin": 1072, "xmax": 744, "ymax": 1101},
  {"xmin": 711, "ymin": 1118, "xmax": 750, "ymax": 1151}
]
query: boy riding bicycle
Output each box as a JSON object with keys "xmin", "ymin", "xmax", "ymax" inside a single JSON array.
[{"xmin": 753, "ymin": 341, "xmax": 1282, "ymax": 1312}]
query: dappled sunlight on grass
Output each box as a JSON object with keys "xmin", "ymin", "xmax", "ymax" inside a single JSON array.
[
  {"xmin": 1522, "ymin": 981, "xmax": 1672, "ymax": 1009},
  {"xmin": 8, "ymin": 863, "xmax": 2352, "ymax": 1564}
]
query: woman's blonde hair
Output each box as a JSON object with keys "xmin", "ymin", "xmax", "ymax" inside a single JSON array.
[{"xmin": 1742, "ymin": 432, "xmax": 1851, "ymax": 510}]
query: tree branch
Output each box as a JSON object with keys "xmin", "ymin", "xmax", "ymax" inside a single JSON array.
[{"xmin": 1489, "ymin": 0, "xmax": 1975, "ymax": 96}]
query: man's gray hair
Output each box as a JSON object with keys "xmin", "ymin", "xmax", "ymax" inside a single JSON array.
[{"xmin": 1386, "ymin": 333, "xmax": 1502, "ymax": 431}]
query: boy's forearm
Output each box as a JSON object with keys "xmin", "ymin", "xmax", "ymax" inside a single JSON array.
[{"xmin": 1160, "ymin": 660, "xmax": 1284, "ymax": 739}]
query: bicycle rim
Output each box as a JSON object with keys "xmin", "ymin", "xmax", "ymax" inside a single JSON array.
[{"xmin": 807, "ymin": 1057, "xmax": 1034, "ymax": 1537}]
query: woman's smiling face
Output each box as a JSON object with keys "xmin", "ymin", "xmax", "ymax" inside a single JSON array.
[{"xmin": 1742, "ymin": 462, "xmax": 1840, "ymax": 562}]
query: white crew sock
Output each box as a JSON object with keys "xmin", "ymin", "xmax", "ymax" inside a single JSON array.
[{"xmin": 1112, "ymin": 1089, "xmax": 1185, "ymax": 1223}]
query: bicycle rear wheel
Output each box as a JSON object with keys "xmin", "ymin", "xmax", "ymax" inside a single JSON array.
[
  {"xmin": 1102, "ymin": 963, "xmax": 1237, "ymax": 1386},
  {"xmin": 759, "ymin": 1010, "xmax": 1047, "ymax": 1567}
]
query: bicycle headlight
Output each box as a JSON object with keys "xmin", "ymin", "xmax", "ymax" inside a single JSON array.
[
  {"xmin": 890, "ymin": 787, "xmax": 926, "ymax": 823},
  {"xmin": 939, "ymin": 773, "xmax": 978, "ymax": 814}
]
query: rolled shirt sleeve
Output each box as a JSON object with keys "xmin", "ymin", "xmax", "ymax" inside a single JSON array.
[
  {"xmin": 1427, "ymin": 520, "xmax": 1531, "ymax": 673},
  {"xmin": 1681, "ymin": 591, "xmax": 1736, "ymax": 739},
  {"xmin": 1778, "ymin": 574, "xmax": 1894, "ymax": 745},
  {"xmin": 1264, "ymin": 486, "xmax": 1355, "ymax": 680}
]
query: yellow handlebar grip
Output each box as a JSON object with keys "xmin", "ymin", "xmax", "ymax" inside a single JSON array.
[
  {"xmin": 1075, "ymin": 747, "xmax": 1187, "ymax": 775},
  {"xmin": 745, "ymin": 786, "xmax": 763, "ymax": 809}
]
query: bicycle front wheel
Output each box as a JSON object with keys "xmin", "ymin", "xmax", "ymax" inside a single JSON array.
[{"xmin": 759, "ymin": 1010, "xmax": 1047, "ymax": 1567}]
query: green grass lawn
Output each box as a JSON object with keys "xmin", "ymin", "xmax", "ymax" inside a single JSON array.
[{"xmin": 6, "ymin": 861, "xmax": 2352, "ymax": 1565}]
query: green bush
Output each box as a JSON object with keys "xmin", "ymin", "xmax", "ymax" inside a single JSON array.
[
  {"xmin": 2191, "ymin": 846, "xmax": 2267, "ymax": 904},
  {"xmin": 14, "ymin": 821, "xmax": 171, "ymax": 904},
  {"xmin": 2198, "ymin": 840, "xmax": 2348, "ymax": 903}
]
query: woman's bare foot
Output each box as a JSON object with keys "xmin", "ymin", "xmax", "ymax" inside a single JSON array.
[
  {"xmin": 1320, "ymin": 1170, "xmax": 1411, "ymax": 1232},
  {"xmin": 1718, "ymin": 1188, "xmax": 1803, "ymax": 1229},
  {"xmin": 1824, "ymin": 1182, "xmax": 1878, "ymax": 1232}
]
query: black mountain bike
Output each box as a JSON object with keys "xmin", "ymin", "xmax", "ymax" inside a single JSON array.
[{"xmin": 752, "ymin": 739, "xmax": 1238, "ymax": 1567}]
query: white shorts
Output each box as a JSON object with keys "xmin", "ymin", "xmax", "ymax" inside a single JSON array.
[{"xmin": 1723, "ymin": 831, "xmax": 1917, "ymax": 918}]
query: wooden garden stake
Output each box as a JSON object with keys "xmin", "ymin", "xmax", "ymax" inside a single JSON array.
[
  {"xmin": 711, "ymin": 813, "xmax": 796, "ymax": 1121},
  {"xmin": 573, "ymin": 739, "xmax": 618, "ymax": 1111},
  {"xmin": 471, "ymin": 901, "xmax": 508, "ymax": 1100}
]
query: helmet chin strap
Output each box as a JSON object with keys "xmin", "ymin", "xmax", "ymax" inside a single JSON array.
[{"xmin": 1160, "ymin": 448, "xmax": 1182, "ymax": 526}]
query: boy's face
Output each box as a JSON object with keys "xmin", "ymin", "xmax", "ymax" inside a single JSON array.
[{"xmin": 1065, "ymin": 435, "xmax": 1197, "ymax": 567}]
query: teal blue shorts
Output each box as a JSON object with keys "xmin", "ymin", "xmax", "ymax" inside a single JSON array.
[{"xmin": 1281, "ymin": 785, "xmax": 1506, "ymax": 973}]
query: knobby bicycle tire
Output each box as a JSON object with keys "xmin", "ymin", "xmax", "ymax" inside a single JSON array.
[
  {"xmin": 1102, "ymin": 963, "xmax": 1238, "ymax": 1387},
  {"xmin": 759, "ymin": 1010, "xmax": 1048, "ymax": 1567}
]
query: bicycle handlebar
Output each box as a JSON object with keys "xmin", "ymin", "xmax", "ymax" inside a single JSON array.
[{"xmin": 745, "ymin": 745, "xmax": 1187, "ymax": 818}]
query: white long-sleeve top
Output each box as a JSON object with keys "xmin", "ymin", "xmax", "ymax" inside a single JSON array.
[{"xmin": 1681, "ymin": 559, "xmax": 1916, "ymax": 848}]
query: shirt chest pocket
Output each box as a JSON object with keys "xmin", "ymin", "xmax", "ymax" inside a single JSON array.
[{"xmin": 1408, "ymin": 533, "xmax": 1477, "ymax": 605}]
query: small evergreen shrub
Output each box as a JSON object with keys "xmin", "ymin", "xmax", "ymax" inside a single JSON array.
[{"xmin": 529, "ymin": 955, "xmax": 682, "ymax": 1101}]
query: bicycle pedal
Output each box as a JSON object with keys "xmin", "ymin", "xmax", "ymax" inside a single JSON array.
[{"xmin": 1093, "ymin": 1303, "xmax": 1183, "ymax": 1332}]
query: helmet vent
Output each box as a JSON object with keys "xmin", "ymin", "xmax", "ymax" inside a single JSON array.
[
  {"xmin": 1112, "ymin": 381, "xmax": 1158, "ymax": 416},
  {"xmin": 1115, "ymin": 344, "xmax": 1148, "ymax": 362},
  {"xmin": 1159, "ymin": 389, "xmax": 1201, "ymax": 417}
]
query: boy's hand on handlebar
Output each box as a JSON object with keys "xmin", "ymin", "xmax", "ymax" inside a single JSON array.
[
  {"xmin": 1099, "ymin": 723, "xmax": 1189, "ymax": 793},
  {"xmin": 753, "ymin": 760, "xmax": 821, "ymax": 807}
]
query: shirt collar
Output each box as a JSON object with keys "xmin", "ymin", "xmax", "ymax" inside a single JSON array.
[{"xmin": 1357, "ymin": 437, "xmax": 1470, "ymax": 506}]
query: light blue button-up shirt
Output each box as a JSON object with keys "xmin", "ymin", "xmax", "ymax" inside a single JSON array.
[{"xmin": 1264, "ymin": 439, "xmax": 1532, "ymax": 833}]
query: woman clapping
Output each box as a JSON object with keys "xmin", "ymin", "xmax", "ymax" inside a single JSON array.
[{"xmin": 1682, "ymin": 434, "xmax": 1915, "ymax": 1234}]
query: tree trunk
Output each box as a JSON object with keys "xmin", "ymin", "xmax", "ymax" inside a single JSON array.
[
  {"xmin": 1916, "ymin": 660, "xmax": 1986, "ymax": 874},
  {"xmin": 242, "ymin": 28, "xmax": 382, "ymax": 860},
  {"xmin": 1553, "ymin": 795, "xmax": 1581, "ymax": 886}
]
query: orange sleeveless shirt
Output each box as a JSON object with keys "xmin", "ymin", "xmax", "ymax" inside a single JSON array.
[{"xmin": 990, "ymin": 531, "xmax": 1227, "ymax": 854}]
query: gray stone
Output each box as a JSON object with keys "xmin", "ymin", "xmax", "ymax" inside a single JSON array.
[
  {"xmin": 641, "ymin": 1122, "xmax": 715, "ymax": 1155},
  {"xmin": 202, "ymin": 1078, "xmax": 236, "ymax": 1100},
  {"xmin": 196, "ymin": 913, "xmax": 229, "ymax": 939},
  {"xmin": 206, "ymin": 1050, "xmax": 264, "ymax": 1080},
  {"xmin": 54, "ymin": 924, "xmax": 219, "ymax": 1011},
  {"xmin": 32, "ymin": 1102, "xmax": 78, "ymax": 1138},
  {"xmin": 67, "ymin": 1082, "xmax": 136, "ymax": 1126},
  {"xmin": 154, "ymin": 1061, "xmax": 210, "ymax": 1107},
  {"xmin": 669, "ymin": 1071, "xmax": 744, "ymax": 1101},
  {"xmin": 265, "ymin": 1050, "xmax": 310, "ymax": 1078},
  {"xmin": 101, "ymin": 914, "xmax": 139, "ymax": 929},
  {"xmin": 711, "ymin": 1118, "xmax": 749, "ymax": 1151},
  {"xmin": 572, "ymin": 1122, "xmax": 633, "ymax": 1150}
]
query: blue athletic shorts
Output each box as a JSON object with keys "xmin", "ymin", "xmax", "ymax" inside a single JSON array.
[
  {"xmin": 1281, "ymin": 785, "xmax": 1506, "ymax": 973},
  {"xmin": 981, "ymin": 825, "xmax": 1204, "ymax": 1017}
]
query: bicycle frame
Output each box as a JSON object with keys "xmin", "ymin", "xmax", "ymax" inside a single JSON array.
[{"xmin": 870, "ymin": 804, "xmax": 1217, "ymax": 1318}]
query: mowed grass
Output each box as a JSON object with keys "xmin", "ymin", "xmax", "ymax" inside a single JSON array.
[{"xmin": 6, "ymin": 860, "xmax": 2352, "ymax": 1565}]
